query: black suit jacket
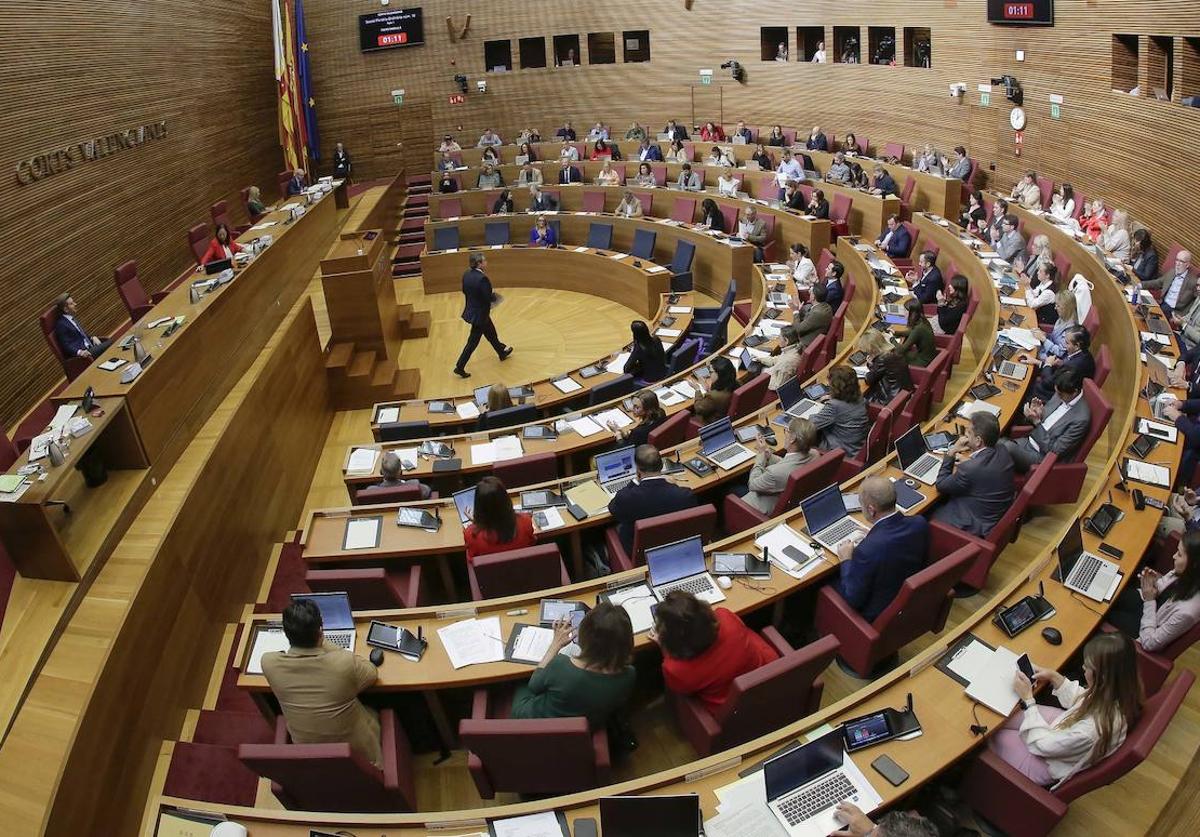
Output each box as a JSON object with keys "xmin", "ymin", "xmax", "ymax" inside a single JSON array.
[
  {"xmin": 558, "ymin": 167, "xmax": 582, "ymax": 184},
  {"xmin": 911, "ymin": 266, "xmax": 943, "ymax": 305},
  {"xmin": 824, "ymin": 278, "xmax": 845, "ymax": 310},
  {"xmin": 530, "ymin": 194, "xmax": 558, "ymax": 212},
  {"xmin": 932, "ymin": 446, "xmax": 1016, "ymax": 537},
  {"xmin": 665, "ymin": 125, "xmax": 689, "ymax": 141},
  {"xmin": 1034, "ymin": 350, "xmax": 1096, "ymax": 401},
  {"xmin": 460, "ymin": 268, "xmax": 495, "ymax": 326},
  {"xmin": 806, "ymin": 135, "xmax": 829, "ymax": 151},
  {"xmin": 609, "ymin": 477, "xmax": 697, "ymax": 555}
]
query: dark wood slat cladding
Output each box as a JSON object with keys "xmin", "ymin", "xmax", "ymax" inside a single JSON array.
[
  {"xmin": 0, "ymin": 3, "xmax": 281, "ymax": 428},
  {"xmin": 303, "ymin": 0, "xmax": 1199, "ymax": 264}
]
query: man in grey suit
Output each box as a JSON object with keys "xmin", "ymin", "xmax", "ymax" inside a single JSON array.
[
  {"xmin": 992, "ymin": 214, "xmax": 1027, "ymax": 263},
  {"xmin": 743, "ymin": 417, "xmax": 820, "ymax": 514},
  {"xmin": 791, "ymin": 281, "xmax": 833, "ymax": 347},
  {"xmin": 931, "ymin": 412, "xmax": 1015, "ymax": 537},
  {"xmin": 1142, "ymin": 250, "xmax": 1194, "ymax": 316},
  {"xmin": 999, "ymin": 368, "xmax": 1091, "ymax": 473},
  {"xmin": 737, "ymin": 205, "xmax": 768, "ymax": 262}
]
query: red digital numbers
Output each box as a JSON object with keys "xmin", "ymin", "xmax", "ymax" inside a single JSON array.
[
  {"xmin": 1004, "ymin": 3, "xmax": 1034, "ymax": 19},
  {"xmin": 377, "ymin": 32, "xmax": 408, "ymax": 46}
]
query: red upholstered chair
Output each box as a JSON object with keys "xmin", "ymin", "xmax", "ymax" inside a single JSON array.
[
  {"xmin": 835, "ymin": 403, "xmax": 900, "ymax": 484},
  {"xmin": 187, "ymin": 223, "xmax": 210, "ymax": 265},
  {"xmin": 1053, "ymin": 252, "xmax": 1072, "ymax": 281},
  {"xmin": 636, "ymin": 192, "xmax": 653, "ymax": 216},
  {"xmin": 581, "ymin": 190, "xmax": 606, "ymax": 213},
  {"xmin": 815, "ymin": 540, "xmax": 980, "ymax": 677},
  {"xmin": 816, "ymin": 247, "xmax": 835, "ymax": 278},
  {"xmin": 898, "ymin": 176, "xmax": 917, "ymax": 220},
  {"xmin": 1036, "ymin": 176, "xmax": 1054, "ymax": 209},
  {"xmin": 719, "ymin": 204, "xmax": 738, "ymax": 234},
  {"xmin": 958, "ymin": 671, "xmax": 1195, "ymax": 837},
  {"xmin": 611, "ymin": 162, "xmax": 627, "ymax": 183},
  {"xmin": 39, "ymin": 306, "xmax": 90, "ymax": 382},
  {"xmin": 437, "ymin": 197, "xmax": 462, "ymax": 219},
  {"xmin": 605, "ymin": 504, "xmax": 718, "ymax": 572},
  {"xmin": 460, "ymin": 685, "xmax": 610, "ymax": 799},
  {"xmin": 760, "ymin": 213, "xmax": 779, "ymax": 261},
  {"xmin": 467, "ymin": 543, "xmax": 572, "ymax": 600},
  {"xmin": 869, "ymin": 388, "xmax": 910, "ymax": 449},
  {"xmin": 494, "ymin": 451, "xmax": 559, "ymax": 488},
  {"xmin": 927, "ymin": 456, "xmax": 1052, "ymax": 591},
  {"xmin": 724, "ymin": 449, "xmax": 845, "ymax": 534},
  {"xmin": 113, "ymin": 260, "xmax": 168, "ymax": 324},
  {"xmin": 650, "ymin": 163, "xmax": 668, "ymax": 186},
  {"xmin": 648, "ymin": 409, "xmax": 691, "ymax": 449},
  {"xmin": 305, "ymin": 565, "xmax": 429, "ymax": 610},
  {"xmin": 1130, "ymin": 617, "xmax": 1200, "ymax": 697},
  {"xmin": 1082, "ymin": 303, "xmax": 1100, "ymax": 337},
  {"xmin": 1008, "ymin": 378, "xmax": 1112, "ymax": 506},
  {"xmin": 894, "ymin": 350, "xmax": 948, "ymax": 438},
  {"xmin": 883, "ymin": 142, "xmax": 905, "ymax": 163},
  {"xmin": 210, "ymin": 199, "xmax": 249, "ymax": 236},
  {"xmin": 239, "ymin": 710, "xmax": 417, "ymax": 812},
  {"xmin": 670, "ymin": 197, "xmax": 697, "ymax": 223},
  {"xmin": 164, "ymin": 742, "xmax": 260, "ymax": 806},
  {"xmin": 782, "ymin": 129, "xmax": 797, "ymax": 145},
  {"xmin": 276, "ymin": 170, "xmax": 293, "ymax": 200},
  {"xmin": 351, "ymin": 484, "xmax": 435, "ymax": 505},
  {"xmin": 796, "ymin": 335, "xmax": 826, "ymax": 380},
  {"xmin": 830, "ymin": 193, "xmax": 852, "ymax": 240},
  {"xmin": 730, "ymin": 372, "xmax": 772, "ymax": 418},
  {"xmin": 670, "ymin": 631, "xmax": 840, "ymax": 757},
  {"xmin": 1093, "ymin": 344, "xmax": 1112, "ymax": 388}
]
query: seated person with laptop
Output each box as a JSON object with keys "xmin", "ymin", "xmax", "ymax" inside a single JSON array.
[
  {"xmin": 375, "ymin": 451, "xmax": 432, "ymax": 499},
  {"xmin": 791, "ymin": 282, "xmax": 833, "ymax": 348},
  {"xmin": 608, "ymin": 445, "xmax": 697, "ymax": 556},
  {"xmin": 930, "ymin": 412, "xmax": 1015, "ymax": 538},
  {"xmin": 812, "ymin": 366, "xmax": 870, "ymax": 458},
  {"xmin": 463, "ymin": 476, "xmax": 536, "ymax": 563},
  {"xmin": 52, "ymin": 293, "xmax": 112, "ymax": 361},
  {"xmin": 652, "ymin": 590, "xmax": 779, "ymax": 710},
  {"xmin": 834, "ymin": 477, "xmax": 928, "ymax": 622},
  {"xmin": 201, "ymin": 223, "xmax": 243, "ymax": 265},
  {"xmin": 832, "ymin": 804, "xmax": 938, "ymax": 837},
  {"xmin": 260, "ymin": 597, "xmax": 383, "ymax": 767},
  {"xmin": 510, "ymin": 602, "xmax": 636, "ymax": 728},
  {"xmin": 998, "ymin": 368, "xmax": 1091, "ymax": 473},
  {"xmin": 742, "ymin": 417, "xmax": 820, "ymax": 514}
]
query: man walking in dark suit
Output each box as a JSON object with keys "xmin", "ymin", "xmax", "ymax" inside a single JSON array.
[
  {"xmin": 608, "ymin": 445, "xmax": 697, "ymax": 556},
  {"xmin": 931, "ymin": 412, "xmax": 1015, "ymax": 537},
  {"xmin": 835, "ymin": 476, "xmax": 928, "ymax": 622},
  {"xmin": 453, "ymin": 253, "xmax": 511, "ymax": 378}
]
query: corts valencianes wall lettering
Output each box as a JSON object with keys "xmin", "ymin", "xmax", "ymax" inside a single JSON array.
[{"xmin": 15, "ymin": 120, "xmax": 168, "ymax": 185}]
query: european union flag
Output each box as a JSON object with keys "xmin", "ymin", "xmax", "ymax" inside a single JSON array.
[{"xmin": 295, "ymin": 0, "xmax": 320, "ymax": 162}]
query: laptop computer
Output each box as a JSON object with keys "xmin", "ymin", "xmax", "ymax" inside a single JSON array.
[
  {"xmin": 290, "ymin": 592, "xmax": 356, "ymax": 652},
  {"xmin": 894, "ymin": 425, "xmax": 943, "ymax": 485},
  {"xmin": 775, "ymin": 376, "xmax": 823, "ymax": 421},
  {"xmin": 763, "ymin": 727, "xmax": 881, "ymax": 837},
  {"xmin": 997, "ymin": 359, "xmax": 1029, "ymax": 380},
  {"xmin": 1054, "ymin": 519, "xmax": 1121, "ymax": 602},
  {"xmin": 698, "ymin": 417, "xmax": 755, "ymax": 469},
  {"xmin": 595, "ymin": 445, "xmax": 638, "ymax": 496},
  {"xmin": 451, "ymin": 486, "xmax": 476, "ymax": 525},
  {"xmin": 800, "ymin": 484, "xmax": 868, "ymax": 552},
  {"xmin": 600, "ymin": 794, "xmax": 702, "ymax": 837},
  {"xmin": 204, "ymin": 257, "xmax": 233, "ymax": 275},
  {"xmin": 646, "ymin": 535, "xmax": 725, "ymax": 604},
  {"xmin": 768, "ymin": 290, "xmax": 791, "ymax": 306}
]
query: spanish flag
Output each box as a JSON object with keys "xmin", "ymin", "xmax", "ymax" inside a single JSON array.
[{"xmin": 271, "ymin": 0, "xmax": 306, "ymax": 171}]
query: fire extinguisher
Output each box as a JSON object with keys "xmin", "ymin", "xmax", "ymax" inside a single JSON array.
[{"xmin": 1015, "ymin": 130, "xmax": 1023, "ymax": 157}]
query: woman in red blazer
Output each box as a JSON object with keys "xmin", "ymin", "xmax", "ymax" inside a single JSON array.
[
  {"xmin": 201, "ymin": 223, "xmax": 243, "ymax": 265},
  {"xmin": 463, "ymin": 476, "xmax": 536, "ymax": 563}
]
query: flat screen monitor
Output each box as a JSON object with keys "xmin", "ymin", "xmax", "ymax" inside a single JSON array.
[{"xmin": 359, "ymin": 8, "xmax": 425, "ymax": 52}]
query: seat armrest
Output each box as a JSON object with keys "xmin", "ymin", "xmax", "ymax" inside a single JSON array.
[
  {"xmin": 959, "ymin": 748, "xmax": 1067, "ymax": 837},
  {"xmin": 760, "ymin": 625, "xmax": 795, "ymax": 656},
  {"xmin": 1009, "ymin": 424, "xmax": 1033, "ymax": 439},
  {"xmin": 723, "ymin": 493, "xmax": 768, "ymax": 536},
  {"xmin": 467, "ymin": 563, "xmax": 484, "ymax": 602},
  {"xmin": 470, "ymin": 687, "xmax": 490, "ymax": 720},
  {"xmin": 668, "ymin": 690, "xmax": 722, "ymax": 757},
  {"xmin": 591, "ymin": 728, "xmax": 612, "ymax": 784},
  {"xmin": 386, "ymin": 565, "xmax": 424, "ymax": 608},
  {"xmin": 273, "ymin": 715, "xmax": 289, "ymax": 745}
]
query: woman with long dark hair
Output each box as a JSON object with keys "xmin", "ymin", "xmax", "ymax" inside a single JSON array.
[
  {"xmin": 1109, "ymin": 529, "xmax": 1200, "ymax": 651},
  {"xmin": 201, "ymin": 223, "xmax": 243, "ymax": 265},
  {"xmin": 623, "ymin": 320, "xmax": 668, "ymax": 383},
  {"xmin": 693, "ymin": 356, "xmax": 737, "ymax": 424},
  {"xmin": 463, "ymin": 476, "xmax": 536, "ymax": 563},
  {"xmin": 607, "ymin": 390, "xmax": 667, "ymax": 447},
  {"xmin": 898, "ymin": 299, "xmax": 936, "ymax": 366}
]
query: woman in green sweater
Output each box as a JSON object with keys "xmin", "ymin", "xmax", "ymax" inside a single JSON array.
[
  {"xmin": 510, "ymin": 602, "xmax": 636, "ymax": 727},
  {"xmin": 898, "ymin": 298, "xmax": 937, "ymax": 367}
]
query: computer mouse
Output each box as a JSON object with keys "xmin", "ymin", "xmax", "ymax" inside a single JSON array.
[
  {"xmin": 716, "ymin": 575, "xmax": 733, "ymax": 590},
  {"xmin": 1041, "ymin": 627, "xmax": 1063, "ymax": 646},
  {"xmin": 369, "ymin": 648, "xmax": 385, "ymax": 666}
]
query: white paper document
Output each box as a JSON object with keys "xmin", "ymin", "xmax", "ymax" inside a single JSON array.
[
  {"xmin": 605, "ymin": 352, "xmax": 631, "ymax": 374},
  {"xmin": 646, "ymin": 264, "xmax": 668, "ymax": 274},
  {"xmin": 706, "ymin": 802, "xmax": 788, "ymax": 837},
  {"xmin": 510, "ymin": 625, "xmax": 555, "ymax": 663},
  {"xmin": 49, "ymin": 403, "xmax": 79, "ymax": 432},
  {"xmin": 654, "ymin": 386, "xmax": 686, "ymax": 406},
  {"xmin": 655, "ymin": 327, "xmax": 682, "ymax": 338},
  {"xmin": 1138, "ymin": 418, "xmax": 1178, "ymax": 443},
  {"xmin": 573, "ymin": 246, "xmax": 589, "ymax": 253},
  {"xmin": 456, "ymin": 401, "xmax": 481, "ymax": 420},
  {"xmin": 247, "ymin": 628, "xmax": 291, "ymax": 675},
  {"xmin": 999, "ymin": 327, "xmax": 1041, "ymax": 351},
  {"xmin": 672, "ymin": 380, "xmax": 698, "ymax": 399},
  {"xmin": 965, "ymin": 646, "xmax": 1022, "ymax": 715},
  {"xmin": 437, "ymin": 617, "xmax": 504, "ymax": 669},
  {"xmin": 343, "ymin": 516, "xmax": 381, "ymax": 550},
  {"xmin": 668, "ymin": 305, "xmax": 693, "ymax": 314},
  {"xmin": 345, "ymin": 447, "xmax": 379, "ymax": 474},
  {"xmin": 1126, "ymin": 459, "xmax": 1171, "ymax": 487},
  {"xmin": 594, "ymin": 408, "xmax": 633, "ymax": 429},
  {"xmin": 755, "ymin": 524, "xmax": 821, "ymax": 576},
  {"xmin": 958, "ymin": 400, "xmax": 1002, "ymax": 419},
  {"xmin": 531, "ymin": 505, "xmax": 566, "ymax": 532},
  {"xmin": 944, "ymin": 636, "xmax": 996, "ymax": 684},
  {"xmin": 606, "ymin": 584, "xmax": 656, "ymax": 633},
  {"xmin": 375, "ymin": 406, "xmax": 400, "ymax": 424},
  {"xmin": 568, "ymin": 415, "xmax": 605, "ymax": 437},
  {"xmin": 999, "ymin": 295, "xmax": 1026, "ymax": 306},
  {"xmin": 490, "ymin": 811, "xmax": 565, "ymax": 837},
  {"xmin": 552, "ymin": 377, "xmax": 583, "ymax": 393}
]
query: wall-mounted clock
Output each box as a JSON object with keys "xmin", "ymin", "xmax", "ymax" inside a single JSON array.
[{"xmin": 1009, "ymin": 106, "xmax": 1027, "ymax": 131}]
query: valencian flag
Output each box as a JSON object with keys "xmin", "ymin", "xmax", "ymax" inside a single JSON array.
[
  {"xmin": 295, "ymin": 0, "xmax": 321, "ymax": 163},
  {"xmin": 271, "ymin": 0, "xmax": 306, "ymax": 171}
]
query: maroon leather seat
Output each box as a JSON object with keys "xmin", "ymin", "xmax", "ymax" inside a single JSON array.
[
  {"xmin": 113, "ymin": 260, "xmax": 168, "ymax": 324},
  {"xmin": 605, "ymin": 504, "xmax": 718, "ymax": 572},
  {"xmin": 305, "ymin": 565, "xmax": 429, "ymax": 610},
  {"xmin": 187, "ymin": 223, "xmax": 209, "ymax": 265},
  {"xmin": 351, "ymin": 483, "xmax": 434, "ymax": 505},
  {"xmin": 494, "ymin": 451, "xmax": 558, "ymax": 488},
  {"xmin": 467, "ymin": 543, "xmax": 572, "ymax": 600},
  {"xmin": 724, "ymin": 448, "xmax": 844, "ymax": 534},
  {"xmin": 39, "ymin": 306, "xmax": 90, "ymax": 382}
]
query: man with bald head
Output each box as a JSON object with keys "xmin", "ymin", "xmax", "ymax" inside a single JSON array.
[{"xmin": 834, "ymin": 476, "xmax": 929, "ymax": 622}]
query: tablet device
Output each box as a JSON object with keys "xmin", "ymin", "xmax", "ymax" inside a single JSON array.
[
  {"xmin": 1127, "ymin": 433, "xmax": 1158, "ymax": 460},
  {"xmin": 539, "ymin": 599, "xmax": 587, "ymax": 626},
  {"xmin": 713, "ymin": 552, "xmax": 771, "ymax": 577},
  {"xmin": 996, "ymin": 598, "xmax": 1038, "ymax": 637},
  {"xmin": 923, "ymin": 431, "xmax": 956, "ymax": 451},
  {"xmin": 842, "ymin": 710, "xmax": 895, "ymax": 752}
]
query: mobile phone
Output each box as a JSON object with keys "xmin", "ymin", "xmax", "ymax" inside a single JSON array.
[
  {"xmin": 1098, "ymin": 543, "xmax": 1125, "ymax": 559},
  {"xmin": 1017, "ymin": 653, "xmax": 1035, "ymax": 680},
  {"xmin": 572, "ymin": 818, "xmax": 598, "ymax": 837},
  {"xmin": 1132, "ymin": 488, "xmax": 1146, "ymax": 510},
  {"xmin": 871, "ymin": 754, "xmax": 909, "ymax": 786}
]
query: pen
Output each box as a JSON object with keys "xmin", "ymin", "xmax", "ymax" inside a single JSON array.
[{"xmin": 506, "ymin": 608, "xmax": 528, "ymax": 616}]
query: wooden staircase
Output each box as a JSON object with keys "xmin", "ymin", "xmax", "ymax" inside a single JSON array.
[
  {"xmin": 325, "ymin": 341, "xmax": 421, "ymax": 409},
  {"xmin": 392, "ymin": 174, "xmax": 431, "ymax": 279}
]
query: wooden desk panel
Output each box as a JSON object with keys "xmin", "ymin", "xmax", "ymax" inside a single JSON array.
[
  {"xmin": 320, "ymin": 229, "xmax": 403, "ymax": 360},
  {"xmin": 423, "ymin": 214, "xmax": 753, "ymax": 302}
]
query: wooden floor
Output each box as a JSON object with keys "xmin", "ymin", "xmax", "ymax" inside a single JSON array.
[{"xmin": 254, "ymin": 187, "xmax": 1200, "ymax": 831}]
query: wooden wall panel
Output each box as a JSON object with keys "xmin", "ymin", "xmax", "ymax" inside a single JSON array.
[
  {"xmin": 0, "ymin": 2, "xmax": 281, "ymax": 428},
  {"xmin": 303, "ymin": 1, "xmax": 1200, "ymax": 257}
]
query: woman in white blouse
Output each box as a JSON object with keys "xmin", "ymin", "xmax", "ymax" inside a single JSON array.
[
  {"xmin": 992, "ymin": 632, "xmax": 1141, "ymax": 786},
  {"xmin": 596, "ymin": 161, "xmax": 621, "ymax": 187},
  {"xmin": 615, "ymin": 190, "xmax": 643, "ymax": 218},
  {"xmin": 915, "ymin": 143, "xmax": 943, "ymax": 176},
  {"xmin": 1110, "ymin": 529, "xmax": 1200, "ymax": 652},
  {"xmin": 633, "ymin": 162, "xmax": 657, "ymax": 189},
  {"xmin": 787, "ymin": 243, "xmax": 817, "ymax": 289},
  {"xmin": 1024, "ymin": 262, "xmax": 1061, "ymax": 325},
  {"xmin": 717, "ymin": 166, "xmax": 740, "ymax": 198},
  {"xmin": 1049, "ymin": 183, "xmax": 1076, "ymax": 223},
  {"xmin": 666, "ymin": 140, "xmax": 689, "ymax": 163},
  {"xmin": 1100, "ymin": 209, "xmax": 1132, "ymax": 261},
  {"xmin": 707, "ymin": 146, "xmax": 735, "ymax": 168}
]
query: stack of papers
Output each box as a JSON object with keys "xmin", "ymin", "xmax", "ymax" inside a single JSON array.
[
  {"xmin": 646, "ymin": 264, "xmax": 668, "ymax": 274},
  {"xmin": 470, "ymin": 435, "xmax": 524, "ymax": 465},
  {"xmin": 655, "ymin": 386, "xmax": 687, "ymax": 406},
  {"xmin": 594, "ymin": 408, "xmax": 633, "ymax": 429},
  {"xmin": 551, "ymin": 377, "xmax": 582, "ymax": 394},
  {"xmin": 655, "ymin": 327, "xmax": 682, "ymax": 338},
  {"xmin": 531, "ymin": 506, "xmax": 566, "ymax": 532},
  {"xmin": 999, "ymin": 327, "xmax": 1041, "ymax": 351},
  {"xmin": 568, "ymin": 415, "xmax": 604, "ymax": 437},
  {"xmin": 957, "ymin": 400, "xmax": 1002, "ymax": 419},
  {"xmin": 48, "ymin": 403, "xmax": 79, "ymax": 432},
  {"xmin": 672, "ymin": 380, "xmax": 698, "ymax": 399},
  {"xmin": 606, "ymin": 583, "xmax": 656, "ymax": 633},
  {"xmin": 375, "ymin": 406, "xmax": 400, "ymax": 424},
  {"xmin": 605, "ymin": 352, "xmax": 630, "ymax": 374},
  {"xmin": 345, "ymin": 447, "xmax": 379, "ymax": 474},
  {"xmin": 755, "ymin": 525, "xmax": 821, "ymax": 576},
  {"xmin": 246, "ymin": 628, "xmax": 291, "ymax": 675},
  {"xmin": 565, "ymin": 480, "xmax": 611, "ymax": 515},
  {"xmin": 962, "ymin": 645, "xmax": 1022, "ymax": 715},
  {"xmin": 456, "ymin": 401, "xmax": 481, "ymax": 420},
  {"xmin": 490, "ymin": 811, "xmax": 567, "ymax": 837},
  {"xmin": 437, "ymin": 617, "xmax": 504, "ymax": 669},
  {"xmin": 0, "ymin": 475, "xmax": 30, "ymax": 503}
]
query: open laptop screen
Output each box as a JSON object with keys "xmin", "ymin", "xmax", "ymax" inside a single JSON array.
[
  {"xmin": 800, "ymin": 484, "xmax": 849, "ymax": 534},
  {"xmin": 764, "ymin": 727, "xmax": 845, "ymax": 801},
  {"xmin": 452, "ymin": 486, "xmax": 476, "ymax": 525},
  {"xmin": 1057, "ymin": 519, "xmax": 1085, "ymax": 575},
  {"xmin": 893, "ymin": 426, "xmax": 927, "ymax": 470},
  {"xmin": 291, "ymin": 592, "xmax": 353, "ymax": 629},
  {"xmin": 777, "ymin": 376, "xmax": 802, "ymax": 410},
  {"xmin": 600, "ymin": 794, "xmax": 701, "ymax": 837},
  {"xmin": 646, "ymin": 536, "xmax": 706, "ymax": 586},
  {"xmin": 700, "ymin": 417, "xmax": 737, "ymax": 454},
  {"xmin": 595, "ymin": 445, "xmax": 636, "ymax": 483}
]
